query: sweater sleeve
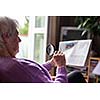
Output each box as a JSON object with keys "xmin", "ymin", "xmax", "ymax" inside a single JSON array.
[
  {"xmin": 42, "ymin": 62, "xmax": 52, "ymax": 71},
  {"xmin": 54, "ymin": 66, "xmax": 68, "ymax": 83},
  {"xmin": 36, "ymin": 65, "xmax": 68, "ymax": 83}
]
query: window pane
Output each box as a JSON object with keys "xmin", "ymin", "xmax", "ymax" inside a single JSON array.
[
  {"xmin": 16, "ymin": 35, "xmax": 28, "ymax": 58},
  {"xmin": 34, "ymin": 33, "xmax": 44, "ymax": 63},
  {"xmin": 35, "ymin": 16, "xmax": 45, "ymax": 28}
]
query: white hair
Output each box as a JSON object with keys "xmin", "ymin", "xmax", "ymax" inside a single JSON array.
[{"xmin": 0, "ymin": 16, "xmax": 18, "ymax": 49}]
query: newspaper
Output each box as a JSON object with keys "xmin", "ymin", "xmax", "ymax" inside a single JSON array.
[{"xmin": 59, "ymin": 40, "xmax": 92, "ymax": 67}]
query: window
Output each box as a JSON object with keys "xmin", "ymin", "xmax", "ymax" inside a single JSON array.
[{"xmin": 16, "ymin": 16, "xmax": 48, "ymax": 64}]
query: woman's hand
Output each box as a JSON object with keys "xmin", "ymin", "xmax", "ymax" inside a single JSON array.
[{"xmin": 50, "ymin": 51, "xmax": 66, "ymax": 68}]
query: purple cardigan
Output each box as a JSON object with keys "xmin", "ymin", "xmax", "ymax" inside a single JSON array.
[{"xmin": 0, "ymin": 57, "xmax": 68, "ymax": 83}]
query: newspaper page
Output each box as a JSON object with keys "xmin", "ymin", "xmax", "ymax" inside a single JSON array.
[{"xmin": 59, "ymin": 40, "xmax": 92, "ymax": 67}]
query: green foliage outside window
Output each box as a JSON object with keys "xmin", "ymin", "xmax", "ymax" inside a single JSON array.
[
  {"xmin": 19, "ymin": 16, "xmax": 29, "ymax": 35},
  {"xmin": 19, "ymin": 16, "xmax": 45, "ymax": 35}
]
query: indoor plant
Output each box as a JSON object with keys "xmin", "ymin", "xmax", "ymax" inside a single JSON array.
[{"xmin": 75, "ymin": 16, "xmax": 100, "ymax": 57}]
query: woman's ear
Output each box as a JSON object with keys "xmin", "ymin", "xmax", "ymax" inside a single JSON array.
[{"xmin": 1, "ymin": 33, "xmax": 9, "ymax": 43}]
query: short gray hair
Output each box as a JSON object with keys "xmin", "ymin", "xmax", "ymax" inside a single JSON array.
[
  {"xmin": 0, "ymin": 16, "xmax": 18, "ymax": 36},
  {"xmin": 0, "ymin": 16, "xmax": 18, "ymax": 49}
]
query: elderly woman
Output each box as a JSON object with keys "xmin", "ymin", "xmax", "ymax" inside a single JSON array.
[
  {"xmin": 0, "ymin": 16, "xmax": 86, "ymax": 83},
  {"xmin": 0, "ymin": 16, "xmax": 68, "ymax": 83}
]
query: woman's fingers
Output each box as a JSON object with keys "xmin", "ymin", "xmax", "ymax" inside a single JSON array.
[{"xmin": 54, "ymin": 51, "xmax": 63, "ymax": 55}]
